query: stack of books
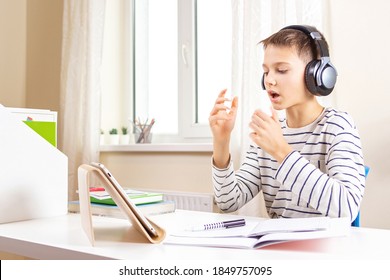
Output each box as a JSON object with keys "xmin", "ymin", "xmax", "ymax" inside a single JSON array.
[{"xmin": 68, "ymin": 188, "xmax": 175, "ymax": 218}]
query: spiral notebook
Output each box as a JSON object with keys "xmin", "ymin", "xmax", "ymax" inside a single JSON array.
[{"xmin": 164, "ymin": 217, "xmax": 350, "ymax": 249}]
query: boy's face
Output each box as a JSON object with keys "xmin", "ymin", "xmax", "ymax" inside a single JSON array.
[{"xmin": 262, "ymin": 45, "xmax": 312, "ymax": 111}]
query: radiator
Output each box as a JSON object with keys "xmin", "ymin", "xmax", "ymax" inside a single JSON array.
[
  {"xmin": 160, "ymin": 191, "xmax": 214, "ymax": 212},
  {"xmin": 139, "ymin": 189, "xmax": 214, "ymax": 212},
  {"xmin": 134, "ymin": 188, "xmax": 214, "ymax": 212}
]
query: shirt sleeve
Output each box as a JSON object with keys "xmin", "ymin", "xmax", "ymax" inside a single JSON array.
[
  {"xmin": 274, "ymin": 127, "xmax": 365, "ymax": 222},
  {"xmin": 212, "ymin": 145, "xmax": 262, "ymax": 212}
]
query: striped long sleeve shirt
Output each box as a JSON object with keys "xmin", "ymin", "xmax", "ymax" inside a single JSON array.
[{"xmin": 213, "ymin": 108, "xmax": 365, "ymax": 222}]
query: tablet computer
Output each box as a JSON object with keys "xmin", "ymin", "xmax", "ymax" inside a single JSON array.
[{"xmin": 90, "ymin": 162, "xmax": 159, "ymax": 237}]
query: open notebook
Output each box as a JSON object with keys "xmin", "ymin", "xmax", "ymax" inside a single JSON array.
[{"xmin": 164, "ymin": 216, "xmax": 350, "ymax": 249}]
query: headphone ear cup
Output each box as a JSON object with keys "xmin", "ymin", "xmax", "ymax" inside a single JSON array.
[
  {"xmin": 305, "ymin": 60, "xmax": 320, "ymax": 95},
  {"xmin": 305, "ymin": 60, "xmax": 337, "ymax": 96},
  {"xmin": 305, "ymin": 60, "xmax": 336, "ymax": 96},
  {"xmin": 319, "ymin": 63, "xmax": 337, "ymax": 95},
  {"xmin": 261, "ymin": 74, "xmax": 265, "ymax": 90}
]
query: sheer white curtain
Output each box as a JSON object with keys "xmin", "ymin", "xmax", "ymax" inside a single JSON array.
[
  {"xmin": 230, "ymin": 0, "xmax": 329, "ymax": 217},
  {"xmin": 60, "ymin": 0, "xmax": 106, "ymax": 201}
]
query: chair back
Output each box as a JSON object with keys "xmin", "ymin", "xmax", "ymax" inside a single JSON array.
[{"xmin": 351, "ymin": 166, "xmax": 370, "ymax": 227}]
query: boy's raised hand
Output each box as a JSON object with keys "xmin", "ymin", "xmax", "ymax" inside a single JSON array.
[
  {"xmin": 209, "ymin": 89, "xmax": 238, "ymax": 143},
  {"xmin": 249, "ymin": 106, "xmax": 292, "ymax": 163}
]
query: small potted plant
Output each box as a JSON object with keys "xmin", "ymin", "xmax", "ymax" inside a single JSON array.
[
  {"xmin": 108, "ymin": 128, "xmax": 119, "ymax": 145},
  {"xmin": 100, "ymin": 129, "xmax": 105, "ymax": 145},
  {"xmin": 120, "ymin": 126, "xmax": 130, "ymax": 145}
]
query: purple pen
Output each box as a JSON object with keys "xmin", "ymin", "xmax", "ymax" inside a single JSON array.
[{"xmin": 188, "ymin": 219, "xmax": 246, "ymax": 231}]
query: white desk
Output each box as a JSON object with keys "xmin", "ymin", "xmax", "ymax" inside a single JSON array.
[{"xmin": 1, "ymin": 210, "xmax": 390, "ymax": 260}]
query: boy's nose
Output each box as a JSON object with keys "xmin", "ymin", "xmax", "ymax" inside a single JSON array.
[{"xmin": 265, "ymin": 75, "xmax": 276, "ymax": 87}]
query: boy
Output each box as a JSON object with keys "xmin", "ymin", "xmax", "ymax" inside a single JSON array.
[{"xmin": 209, "ymin": 25, "xmax": 365, "ymax": 222}]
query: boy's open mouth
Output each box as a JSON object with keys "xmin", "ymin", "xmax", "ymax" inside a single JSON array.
[{"xmin": 269, "ymin": 91, "xmax": 280, "ymax": 99}]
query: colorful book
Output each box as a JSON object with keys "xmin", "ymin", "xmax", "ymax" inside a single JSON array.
[
  {"xmin": 90, "ymin": 189, "xmax": 163, "ymax": 206},
  {"xmin": 68, "ymin": 200, "xmax": 175, "ymax": 218}
]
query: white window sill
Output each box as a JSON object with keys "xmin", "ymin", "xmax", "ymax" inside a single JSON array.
[{"xmin": 99, "ymin": 143, "xmax": 213, "ymax": 153}]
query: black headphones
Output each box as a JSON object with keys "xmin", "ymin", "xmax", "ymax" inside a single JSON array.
[{"xmin": 261, "ymin": 25, "xmax": 337, "ymax": 96}]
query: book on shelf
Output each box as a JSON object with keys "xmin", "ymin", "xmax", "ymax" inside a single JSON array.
[
  {"xmin": 89, "ymin": 189, "xmax": 163, "ymax": 206},
  {"xmin": 69, "ymin": 200, "xmax": 175, "ymax": 218},
  {"xmin": 164, "ymin": 216, "xmax": 350, "ymax": 249}
]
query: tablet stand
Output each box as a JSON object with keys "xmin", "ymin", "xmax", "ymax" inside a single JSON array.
[{"xmin": 77, "ymin": 164, "xmax": 166, "ymax": 246}]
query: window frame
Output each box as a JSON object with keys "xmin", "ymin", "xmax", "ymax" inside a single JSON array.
[{"xmin": 130, "ymin": 0, "xmax": 213, "ymax": 144}]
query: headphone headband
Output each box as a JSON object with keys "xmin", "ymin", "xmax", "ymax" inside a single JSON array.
[{"xmin": 281, "ymin": 25, "xmax": 329, "ymax": 57}]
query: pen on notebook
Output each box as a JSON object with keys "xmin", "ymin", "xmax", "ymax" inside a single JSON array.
[{"xmin": 186, "ymin": 219, "xmax": 246, "ymax": 231}]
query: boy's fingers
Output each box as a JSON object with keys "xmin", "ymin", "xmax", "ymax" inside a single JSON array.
[
  {"xmin": 231, "ymin": 96, "xmax": 239, "ymax": 108},
  {"xmin": 210, "ymin": 103, "xmax": 230, "ymax": 116},
  {"xmin": 209, "ymin": 112, "xmax": 231, "ymax": 125},
  {"xmin": 218, "ymin": 88, "xmax": 228, "ymax": 97}
]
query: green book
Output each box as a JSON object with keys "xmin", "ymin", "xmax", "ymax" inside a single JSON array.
[
  {"xmin": 90, "ymin": 189, "xmax": 164, "ymax": 206},
  {"xmin": 68, "ymin": 200, "xmax": 175, "ymax": 218}
]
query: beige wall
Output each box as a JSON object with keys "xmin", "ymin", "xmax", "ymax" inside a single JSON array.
[
  {"xmin": 1, "ymin": 0, "xmax": 390, "ymax": 230},
  {"xmin": 0, "ymin": 0, "xmax": 62, "ymax": 111},
  {"xmin": 25, "ymin": 0, "xmax": 63, "ymax": 113},
  {"xmin": 0, "ymin": 0, "xmax": 27, "ymax": 108},
  {"xmin": 100, "ymin": 152, "xmax": 213, "ymax": 193},
  {"xmin": 329, "ymin": 0, "xmax": 390, "ymax": 229}
]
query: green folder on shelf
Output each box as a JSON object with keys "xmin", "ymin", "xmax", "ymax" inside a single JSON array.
[
  {"xmin": 90, "ymin": 189, "xmax": 164, "ymax": 206},
  {"xmin": 7, "ymin": 107, "xmax": 57, "ymax": 147},
  {"xmin": 23, "ymin": 121, "xmax": 56, "ymax": 147}
]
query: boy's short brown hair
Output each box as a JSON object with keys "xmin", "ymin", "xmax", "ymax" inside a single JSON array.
[{"xmin": 260, "ymin": 27, "xmax": 329, "ymax": 64}]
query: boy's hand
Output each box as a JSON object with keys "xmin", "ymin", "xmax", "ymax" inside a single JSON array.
[
  {"xmin": 249, "ymin": 107, "xmax": 292, "ymax": 163},
  {"xmin": 209, "ymin": 89, "xmax": 238, "ymax": 144}
]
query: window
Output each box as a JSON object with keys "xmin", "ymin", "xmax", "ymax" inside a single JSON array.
[
  {"xmin": 132, "ymin": 0, "xmax": 232, "ymax": 142},
  {"xmin": 134, "ymin": 0, "xmax": 178, "ymax": 135},
  {"xmin": 195, "ymin": 0, "xmax": 232, "ymax": 124}
]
